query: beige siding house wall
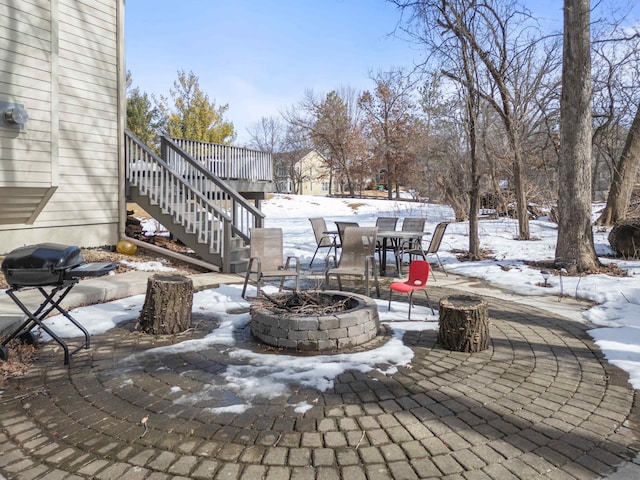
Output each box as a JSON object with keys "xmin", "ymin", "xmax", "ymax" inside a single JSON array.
[
  {"xmin": 0, "ymin": 0, "xmax": 124, "ymax": 253},
  {"xmin": 295, "ymin": 150, "xmax": 330, "ymax": 196}
]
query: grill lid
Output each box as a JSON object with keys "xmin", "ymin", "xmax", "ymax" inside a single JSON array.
[{"xmin": 2, "ymin": 243, "xmax": 84, "ymax": 272}]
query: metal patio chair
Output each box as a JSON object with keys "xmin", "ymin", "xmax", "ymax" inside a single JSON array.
[
  {"xmin": 424, "ymin": 221, "xmax": 450, "ymax": 277},
  {"xmin": 375, "ymin": 216, "xmax": 399, "ymax": 269},
  {"xmin": 396, "ymin": 217, "xmax": 427, "ymax": 274},
  {"xmin": 309, "ymin": 217, "xmax": 339, "ymax": 267},
  {"xmin": 242, "ymin": 227, "xmax": 300, "ymax": 298},
  {"xmin": 324, "ymin": 226, "xmax": 380, "ymax": 297},
  {"xmin": 335, "ymin": 221, "xmax": 359, "ymax": 248}
]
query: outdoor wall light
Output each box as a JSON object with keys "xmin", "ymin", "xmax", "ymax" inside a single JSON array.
[
  {"xmin": 540, "ymin": 270, "xmax": 550, "ymax": 287},
  {"xmin": 0, "ymin": 101, "xmax": 28, "ymax": 130},
  {"xmin": 4, "ymin": 106, "xmax": 28, "ymax": 125}
]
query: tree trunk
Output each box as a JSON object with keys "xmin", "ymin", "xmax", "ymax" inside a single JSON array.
[
  {"xmin": 438, "ymin": 295, "xmax": 490, "ymax": 352},
  {"xmin": 136, "ymin": 274, "xmax": 194, "ymax": 334},
  {"xmin": 596, "ymin": 103, "xmax": 640, "ymax": 226},
  {"xmin": 512, "ymin": 148, "xmax": 531, "ymax": 239},
  {"xmin": 461, "ymin": 40, "xmax": 481, "ymax": 257},
  {"xmin": 555, "ymin": 0, "xmax": 600, "ymax": 272},
  {"xmin": 387, "ymin": 157, "xmax": 393, "ymax": 201},
  {"xmin": 467, "ymin": 103, "xmax": 481, "ymax": 258},
  {"xmin": 440, "ymin": 171, "xmax": 469, "ymax": 222}
]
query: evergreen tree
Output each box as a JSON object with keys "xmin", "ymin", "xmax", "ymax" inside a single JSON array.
[
  {"xmin": 125, "ymin": 71, "xmax": 163, "ymax": 149},
  {"xmin": 159, "ymin": 70, "xmax": 236, "ymax": 145}
]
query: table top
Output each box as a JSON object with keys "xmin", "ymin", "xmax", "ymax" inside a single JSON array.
[{"xmin": 377, "ymin": 230, "xmax": 429, "ymax": 239}]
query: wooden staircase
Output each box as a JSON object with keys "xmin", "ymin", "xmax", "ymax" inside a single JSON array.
[{"xmin": 124, "ymin": 132, "xmax": 273, "ymax": 273}]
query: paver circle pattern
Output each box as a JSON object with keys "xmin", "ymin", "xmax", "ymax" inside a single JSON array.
[{"xmin": 0, "ymin": 286, "xmax": 638, "ymax": 479}]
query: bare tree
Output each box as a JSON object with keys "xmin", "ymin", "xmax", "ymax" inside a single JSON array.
[
  {"xmin": 596, "ymin": 103, "xmax": 640, "ymax": 225},
  {"xmin": 284, "ymin": 88, "xmax": 366, "ymax": 197},
  {"xmin": 591, "ymin": 19, "xmax": 640, "ymax": 223},
  {"xmin": 247, "ymin": 116, "xmax": 290, "ymax": 193},
  {"xmin": 589, "ymin": 10, "xmax": 640, "ymax": 201},
  {"xmin": 555, "ymin": 0, "xmax": 600, "ymax": 271},
  {"xmin": 392, "ymin": 0, "xmax": 561, "ymax": 240},
  {"xmin": 416, "ymin": 71, "xmax": 465, "ymax": 206},
  {"xmin": 359, "ymin": 69, "xmax": 419, "ymax": 200},
  {"xmin": 246, "ymin": 116, "xmax": 286, "ymax": 154},
  {"xmin": 391, "ymin": 1, "xmax": 493, "ymax": 256}
]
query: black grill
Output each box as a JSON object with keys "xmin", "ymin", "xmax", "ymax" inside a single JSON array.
[
  {"xmin": 2, "ymin": 243, "xmax": 116, "ymax": 287},
  {"xmin": 1, "ymin": 243, "xmax": 117, "ymax": 365}
]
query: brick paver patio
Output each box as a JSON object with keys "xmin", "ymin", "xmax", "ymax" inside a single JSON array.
[{"xmin": 0, "ymin": 280, "xmax": 638, "ymax": 479}]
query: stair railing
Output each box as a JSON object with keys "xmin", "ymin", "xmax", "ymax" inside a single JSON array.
[
  {"xmin": 125, "ymin": 131, "xmax": 230, "ymax": 261},
  {"xmin": 160, "ymin": 136, "xmax": 264, "ymax": 241}
]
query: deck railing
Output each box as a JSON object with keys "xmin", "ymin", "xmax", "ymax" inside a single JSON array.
[{"xmin": 172, "ymin": 138, "xmax": 273, "ymax": 182}]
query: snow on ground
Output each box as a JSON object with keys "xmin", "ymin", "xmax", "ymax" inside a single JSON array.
[{"xmin": 19, "ymin": 195, "xmax": 640, "ymax": 407}]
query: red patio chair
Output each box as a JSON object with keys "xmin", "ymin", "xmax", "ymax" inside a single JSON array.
[{"xmin": 388, "ymin": 260, "xmax": 434, "ymax": 319}]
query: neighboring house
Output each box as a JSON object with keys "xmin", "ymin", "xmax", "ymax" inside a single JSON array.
[
  {"xmin": 0, "ymin": 0, "xmax": 125, "ymax": 253},
  {"xmin": 294, "ymin": 150, "xmax": 330, "ymax": 196}
]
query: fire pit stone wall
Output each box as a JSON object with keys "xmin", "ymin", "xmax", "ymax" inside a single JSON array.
[{"xmin": 250, "ymin": 291, "xmax": 380, "ymax": 352}]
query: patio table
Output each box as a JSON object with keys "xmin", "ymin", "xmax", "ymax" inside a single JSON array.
[{"xmin": 377, "ymin": 230, "xmax": 429, "ymax": 276}]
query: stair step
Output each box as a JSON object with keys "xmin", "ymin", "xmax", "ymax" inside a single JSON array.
[
  {"xmin": 228, "ymin": 245, "xmax": 250, "ymax": 263},
  {"xmin": 229, "ymin": 236, "xmax": 246, "ymax": 248},
  {"xmin": 229, "ymin": 259, "xmax": 249, "ymax": 274}
]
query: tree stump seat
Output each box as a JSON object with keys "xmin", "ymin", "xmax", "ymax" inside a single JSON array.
[
  {"xmin": 438, "ymin": 295, "xmax": 490, "ymax": 352},
  {"xmin": 136, "ymin": 274, "xmax": 194, "ymax": 334}
]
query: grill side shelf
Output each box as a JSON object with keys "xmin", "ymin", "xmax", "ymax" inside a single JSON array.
[{"xmin": 65, "ymin": 262, "xmax": 117, "ymax": 279}]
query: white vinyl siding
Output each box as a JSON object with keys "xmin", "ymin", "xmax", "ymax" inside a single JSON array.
[
  {"xmin": 0, "ymin": 0, "xmax": 122, "ymax": 250},
  {"xmin": 0, "ymin": 0, "xmax": 53, "ymax": 189}
]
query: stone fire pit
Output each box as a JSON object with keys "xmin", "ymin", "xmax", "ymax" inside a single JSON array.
[{"xmin": 250, "ymin": 290, "xmax": 379, "ymax": 352}]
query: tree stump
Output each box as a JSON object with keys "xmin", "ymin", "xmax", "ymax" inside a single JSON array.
[
  {"xmin": 608, "ymin": 219, "xmax": 640, "ymax": 258},
  {"xmin": 438, "ymin": 295, "xmax": 490, "ymax": 352},
  {"xmin": 136, "ymin": 274, "xmax": 194, "ymax": 334}
]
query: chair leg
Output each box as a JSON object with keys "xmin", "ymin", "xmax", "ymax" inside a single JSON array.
[
  {"xmin": 388, "ymin": 289, "xmax": 393, "ymax": 311},
  {"xmin": 436, "ymin": 253, "xmax": 448, "ymax": 276},
  {"xmin": 364, "ymin": 274, "xmax": 370, "ymax": 297},
  {"xmin": 430, "ymin": 265, "xmax": 438, "ymax": 281},
  {"xmin": 241, "ymin": 259, "xmax": 256, "ymax": 298},
  {"xmin": 394, "ymin": 242, "xmax": 403, "ymax": 275},
  {"xmin": 424, "ymin": 289, "xmax": 434, "ymax": 315},
  {"xmin": 310, "ymin": 246, "xmax": 321, "ymax": 267},
  {"xmin": 256, "ymin": 276, "xmax": 263, "ymax": 297},
  {"xmin": 241, "ymin": 273, "xmax": 250, "ymax": 298},
  {"xmin": 373, "ymin": 263, "xmax": 380, "ymax": 298},
  {"xmin": 408, "ymin": 291, "xmax": 414, "ymax": 320}
]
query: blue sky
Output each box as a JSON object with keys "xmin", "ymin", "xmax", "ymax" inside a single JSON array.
[
  {"xmin": 124, "ymin": 1, "xmax": 634, "ymax": 146},
  {"xmin": 125, "ymin": 1, "xmax": 425, "ymax": 144}
]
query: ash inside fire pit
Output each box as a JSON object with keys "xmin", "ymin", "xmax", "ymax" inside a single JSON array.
[{"xmin": 250, "ymin": 290, "xmax": 379, "ymax": 352}]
